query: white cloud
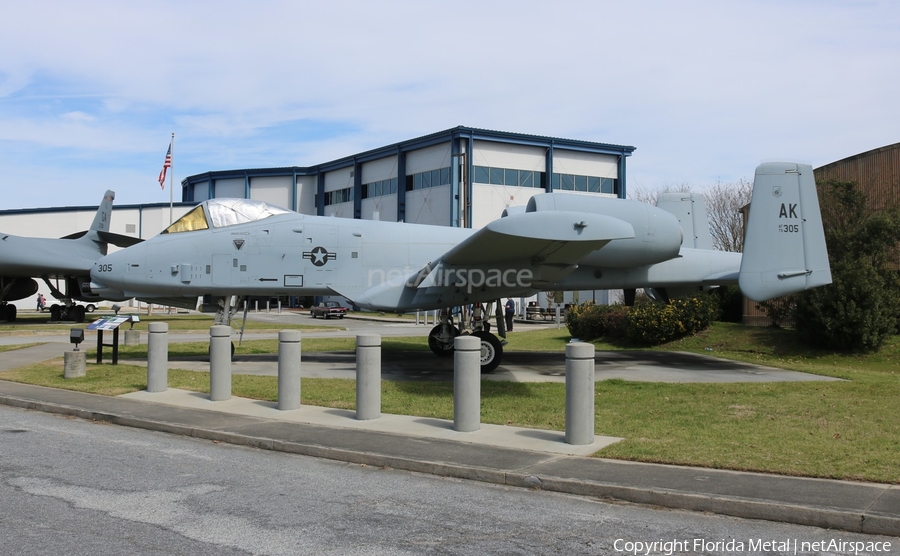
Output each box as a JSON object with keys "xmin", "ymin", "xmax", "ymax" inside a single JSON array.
[{"xmin": 1, "ymin": 0, "xmax": 899, "ymax": 209}]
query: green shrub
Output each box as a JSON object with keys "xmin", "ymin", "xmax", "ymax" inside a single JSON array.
[
  {"xmin": 625, "ymin": 294, "xmax": 718, "ymax": 345},
  {"xmin": 566, "ymin": 294, "xmax": 718, "ymax": 345},
  {"xmin": 566, "ymin": 303, "xmax": 628, "ymax": 340}
]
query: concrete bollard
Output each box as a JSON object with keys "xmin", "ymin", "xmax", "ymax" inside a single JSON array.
[
  {"xmin": 124, "ymin": 328, "xmax": 140, "ymax": 346},
  {"xmin": 565, "ymin": 342, "xmax": 595, "ymax": 445},
  {"xmin": 277, "ymin": 330, "xmax": 302, "ymax": 410},
  {"xmin": 209, "ymin": 325, "xmax": 232, "ymax": 401},
  {"xmin": 355, "ymin": 334, "xmax": 381, "ymax": 420},
  {"xmin": 147, "ymin": 322, "xmax": 169, "ymax": 392},
  {"xmin": 64, "ymin": 350, "xmax": 86, "ymax": 379},
  {"xmin": 453, "ymin": 335, "xmax": 481, "ymax": 432}
]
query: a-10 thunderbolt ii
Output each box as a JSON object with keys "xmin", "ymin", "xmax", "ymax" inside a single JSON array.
[
  {"xmin": 87, "ymin": 162, "xmax": 831, "ymax": 371},
  {"xmin": 0, "ymin": 191, "xmax": 137, "ymax": 322}
]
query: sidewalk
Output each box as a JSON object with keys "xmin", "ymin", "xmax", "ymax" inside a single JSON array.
[{"xmin": 0, "ymin": 378, "xmax": 897, "ymax": 536}]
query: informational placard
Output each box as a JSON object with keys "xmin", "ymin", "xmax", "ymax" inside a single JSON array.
[
  {"xmin": 85, "ymin": 315, "xmax": 137, "ymax": 364},
  {"xmin": 86, "ymin": 316, "xmax": 132, "ymax": 331}
]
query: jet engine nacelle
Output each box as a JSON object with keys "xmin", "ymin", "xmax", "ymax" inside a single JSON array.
[
  {"xmin": 526, "ymin": 193, "xmax": 684, "ymax": 268},
  {"xmin": 0, "ymin": 277, "xmax": 39, "ymax": 302}
]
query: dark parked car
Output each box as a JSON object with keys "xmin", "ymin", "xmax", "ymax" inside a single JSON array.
[{"xmin": 310, "ymin": 301, "xmax": 348, "ymax": 319}]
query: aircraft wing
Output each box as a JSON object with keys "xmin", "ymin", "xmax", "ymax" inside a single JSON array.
[
  {"xmin": 60, "ymin": 231, "xmax": 143, "ymax": 247},
  {"xmin": 440, "ymin": 210, "xmax": 634, "ymax": 267}
]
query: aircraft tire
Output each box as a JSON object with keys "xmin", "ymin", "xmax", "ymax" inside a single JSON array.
[
  {"xmin": 73, "ymin": 305, "xmax": 86, "ymax": 323},
  {"xmin": 473, "ymin": 331, "xmax": 503, "ymax": 373},
  {"xmin": 4, "ymin": 305, "xmax": 16, "ymax": 322},
  {"xmin": 428, "ymin": 324, "xmax": 458, "ymax": 357},
  {"xmin": 50, "ymin": 305, "xmax": 62, "ymax": 322}
]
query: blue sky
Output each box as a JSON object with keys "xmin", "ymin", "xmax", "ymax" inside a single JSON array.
[{"xmin": 2, "ymin": 0, "xmax": 898, "ymax": 210}]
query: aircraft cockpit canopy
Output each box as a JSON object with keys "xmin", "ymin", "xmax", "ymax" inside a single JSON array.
[{"xmin": 162, "ymin": 198, "xmax": 292, "ymax": 234}]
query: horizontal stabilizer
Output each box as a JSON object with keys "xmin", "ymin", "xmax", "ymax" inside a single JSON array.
[{"xmin": 97, "ymin": 231, "xmax": 144, "ymax": 248}]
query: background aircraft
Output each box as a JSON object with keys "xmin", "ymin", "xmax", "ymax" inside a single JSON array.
[
  {"xmin": 88, "ymin": 162, "xmax": 831, "ymax": 371},
  {"xmin": 0, "ymin": 191, "xmax": 137, "ymax": 322}
]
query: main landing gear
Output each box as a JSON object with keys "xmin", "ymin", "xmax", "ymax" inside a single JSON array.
[
  {"xmin": 1, "ymin": 303, "xmax": 16, "ymax": 322},
  {"xmin": 427, "ymin": 301, "xmax": 507, "ymax": 373}
]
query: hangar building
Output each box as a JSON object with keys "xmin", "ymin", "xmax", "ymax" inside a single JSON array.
[
  {"xmin": 181, "ymin": 126, "xmax": 634, "ymax": 228},
  {"xmin": 0, "ymin": 126, "xmax": 634, "ymax": 312}
]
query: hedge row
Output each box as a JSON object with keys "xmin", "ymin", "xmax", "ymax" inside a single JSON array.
[{"xmin": 566, "ymin": 294, "xmax": 719, "ymax": 346}]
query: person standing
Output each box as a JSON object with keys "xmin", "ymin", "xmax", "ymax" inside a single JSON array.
[{"xmin": 504, "ymin": 298, "xmax": 516, "ymax": 331}]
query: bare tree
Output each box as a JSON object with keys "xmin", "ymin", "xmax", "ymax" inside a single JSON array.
[
  {"xmin": 627, "ymin": 182, "xmax": 693, "ymax": 205},
  {"xmin": 705, "ymin": 179, "xmax": 752, "ymax": 252},
  {"xmin": 628, "ymin": 179, "xmax": 751, "ymax": 252}
]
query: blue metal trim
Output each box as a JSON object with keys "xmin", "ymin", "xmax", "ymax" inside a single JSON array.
[
  {"xmin": 353, "ymin": 160, "xmax": 362, "ymax": 220},
  {"xmin": 450, "ymin": 139, "xmax": 461, "ymax": 228},
  {"xmin": 545, "ymin": 143, "xmax": 554, "ymax": 192},
  {"xmin": 292, "ymin": 170, "xmax": 298, "ymax": 211},
  {"xmin": 466, "ymin": 134, "xmax": 474, "ymax": 228},
  {"xmin": 316, "ymin": 173, "xmax": 325, "ymax": 216},
  {"xmin": 397, "ymin": 150, "xmax": 406, "ymax": 222},
  {"xmin": 181, "ymin": 126, "xmax": 635, "ymax": 189},
  {"xmin": 244, "ymin": 172, "xmax": 250, "ymax": 199}
]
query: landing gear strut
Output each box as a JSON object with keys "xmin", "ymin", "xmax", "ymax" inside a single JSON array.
[
  {"xmin": 425, "ymin": 303, "xmax": 504, "ymax": 373},
  {"xmin": 42, "ymin": 277, "xmax": 87, "ymax": 322},
  {"xmin": 427, "ymin": 310, "xmax": 459, "ymax": 357}
]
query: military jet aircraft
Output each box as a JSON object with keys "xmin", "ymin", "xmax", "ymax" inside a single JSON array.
[
  {"xmin": 0, "ymin": 190, "xmax": 136, "ymax": 322},
  {"xmin": 87, "ymin": 162, "xmax": 831, "ymax": 371}
]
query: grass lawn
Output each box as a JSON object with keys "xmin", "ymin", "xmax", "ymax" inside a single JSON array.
[{"xmin": 0, "ymin": 322, "xmax": 897, "ymax": 483}]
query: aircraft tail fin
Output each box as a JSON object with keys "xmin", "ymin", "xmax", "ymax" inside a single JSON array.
[
  {"xmin": 739, "ymin": 163, "xmax": 831, "ymax": 301},
  {"xmin": 656, "ymin": 192, "xmax": 713, "ymax": 249},
  {"xmin": 77, "ymin": 190, "xmax": 116, "ymax": 255}
]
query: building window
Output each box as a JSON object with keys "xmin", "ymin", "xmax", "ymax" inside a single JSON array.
[
  {"xmin": 551, "ymin": 172, "xmax": 617, "ymax": 195},
  {"xmin": 404, "ymin": 167, "xmax": 451, "ymax": 192},
  {"xmin": 324, "ymin": 187, "xmax": 353, "ymax": 206},
  {"xmin": 361, "ymin": 177, "xmax": 398, "ymax": 199},
  {"xmin": 473, "ymin": 165, "xmax": 546, "ymax": 188}
]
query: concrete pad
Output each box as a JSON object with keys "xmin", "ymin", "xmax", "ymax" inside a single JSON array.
[
  {"xmin": 120, "ymin": 388, "xmax": 621, "ymax": 456},
  {"xmin": 150, "ymin": 350, "xmax": 841, "ymax": 384}
]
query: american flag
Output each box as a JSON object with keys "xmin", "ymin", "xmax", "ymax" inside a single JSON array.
[{"xmin": 158, "ymin": 142, "xmax": 172, "ymax": 189}]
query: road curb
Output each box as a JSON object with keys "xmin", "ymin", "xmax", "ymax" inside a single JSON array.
[{"xmin": 1, "ymin": 391, "xmax": 897, "ymax": 536}]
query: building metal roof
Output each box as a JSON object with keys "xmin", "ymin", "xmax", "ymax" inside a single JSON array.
[{"xmin": 180, "ymin": 126, "xmax": 636, "ymax": 189}]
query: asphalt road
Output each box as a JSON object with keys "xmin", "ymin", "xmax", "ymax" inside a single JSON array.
[{"xmin": 3, "ymin": 405, "xmax": 894, "ymax": 555}]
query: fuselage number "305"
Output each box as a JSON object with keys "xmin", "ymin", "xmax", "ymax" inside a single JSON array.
[
  {"xmin": 778, "ymin": 224, "xmax": 799, "ymax": 233},
  {"xmin": 96, "ymin": 264, "xmax": 114, "ymax": 272}
]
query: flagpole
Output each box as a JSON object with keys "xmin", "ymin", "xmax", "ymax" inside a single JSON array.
[{"xmin": 169, "ymin": 132, "xmax": 175, "ymax": 224}]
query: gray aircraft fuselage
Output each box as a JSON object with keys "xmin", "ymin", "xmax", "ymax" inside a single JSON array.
[{"xmin": 89, "ymin": 195, "xmax": 743, "ymax": 312}]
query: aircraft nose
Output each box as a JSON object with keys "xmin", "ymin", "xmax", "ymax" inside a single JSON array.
[{"xmin": 89, "ymin": 252, "xmax": 127, "ymax": 297}]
